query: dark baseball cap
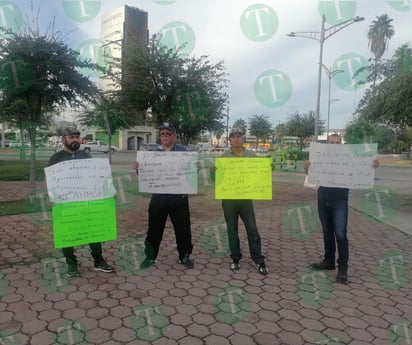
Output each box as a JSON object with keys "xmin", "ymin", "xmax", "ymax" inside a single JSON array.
[
  {"xmin": 62, "ymin": 127, "xmax": 80, "ymax": 136},
  {"xmin": 229, "ymin": 128, "xmax": 244, "ymax": 137},
  {"xmin": 159, "ymin": 122, "xmax": 176, "ymax": 133}
]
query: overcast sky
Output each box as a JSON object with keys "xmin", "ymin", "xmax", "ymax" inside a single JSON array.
[{"xmin": 7, "ymin": 0, "xmax": 412, "ymax": 131}]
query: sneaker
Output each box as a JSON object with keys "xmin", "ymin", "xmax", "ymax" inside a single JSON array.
[
  {"xmin": 336, "ymin": 268, "xmax": 348, "ymax": 284},
  {"xmin": 93, "ymin": 260, "xmax": 114, "ymax": 273},
  {"xmin": 67, "ymin": 264, "xmax": 79, "ymax": 277},
  {"xmin": 311, "ymin": 261, "xmax": 335, "ymax": 270},
  {"xmin": 140, "ymin": 258, "xmax": 156, "ymax": 269},
  {"xmin": 178, "ymin": 254, "xmax": 194, "ymax": 269},
  {"xmin": 230, "ymin": 260, "xmax": 240, "ymax": 271},
  {"xmin": 256, "ymin": 262, "xmax": 269, "ymax": 275}
]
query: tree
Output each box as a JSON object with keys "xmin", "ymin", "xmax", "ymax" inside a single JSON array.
[
  {"xmin": 231, "ymin": 119, "xmax": 247, "ymax": 134},
  {"xmin": 80, "ymin": 95, "xmax": 131, "ymax": 163},
  {"xmin": 367, "ymin": 14, "xmax": 395, "ymax": 92},
  {"xmin": 357, "ymin": 45, "xmax": 412, "ymax": 128},
  {"xmin": 248, "ymin": 115, "xmax": 272, "ymax": 147},
  {"xmin": 0, "ymin": 25, "xmax": 97, "ymax": 189},
  {"xmin": 285, "ymin": 111, "xmax": 323, "ymax": 148},
  {"xmin": 274, "ymin": 123, "xmax": 287, "ymax": 143},
  {"xmin": 117, "ymin": 36, "xmax": 228, "ymax": 144}
]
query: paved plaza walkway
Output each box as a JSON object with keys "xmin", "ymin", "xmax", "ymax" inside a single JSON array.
[{"xmin": 0, "ymin": 164, "xmax": 411, "ymax": 345}]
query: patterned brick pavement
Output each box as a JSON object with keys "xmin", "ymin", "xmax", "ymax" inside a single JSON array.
[{"xmin": 0, "ymin": 174, "xmax": 411, "ymax": 345}]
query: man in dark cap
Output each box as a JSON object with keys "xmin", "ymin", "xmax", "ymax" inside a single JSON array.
[
  {"xmin": 47, "ymin": 127, "xmax": 114, "ymax": 277},
  {"xmin": 135, "ymin": 121, "xmax": 194, "ymax": 269},
  {"xmin": 217, "ymin": 128, "xmax": 268, "ymax": 275}
]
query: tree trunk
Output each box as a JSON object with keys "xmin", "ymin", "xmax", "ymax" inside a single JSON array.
[{"xmin": 28, "ymin": 126, "xmax": 37, "ymax": 192}]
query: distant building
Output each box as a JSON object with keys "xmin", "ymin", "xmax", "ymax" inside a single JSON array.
[{"xmin": 100, "ymin": 5, "xmax": 155, "ymax": 150}]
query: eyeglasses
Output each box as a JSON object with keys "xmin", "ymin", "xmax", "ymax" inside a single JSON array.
[{"xmin": 160, "ymin": 132, "xmax": 173, "ymax": 137}]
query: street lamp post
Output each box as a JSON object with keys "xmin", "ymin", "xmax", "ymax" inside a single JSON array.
[
  {"xmin": 322, "ymin": 65, "xmax": 343, "ymax": 137},
  {"xmin": 287, "ymin": 15, "xmax": 364, "ymax": 142}
]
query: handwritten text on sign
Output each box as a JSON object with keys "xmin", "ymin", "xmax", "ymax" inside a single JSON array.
[
  {"xmin": 52, "ymin": 198, "xmax": 117, "ymax": 248},
  {"xmin": 215, "ymin": 158, "xmax": 272, "ymax": 200},
  {"xmin": 307, "ymin": 143, "xmax": 377, "ymax": 189},
  {"xmin": 45, "ymin": 158, "xmax": 116, "ymax": 203},
  {"xmin": 136, "ymin": 151, "xmax": 198, "ymax": 194}
]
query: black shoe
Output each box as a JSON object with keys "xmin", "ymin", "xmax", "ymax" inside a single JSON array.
[
  {"xmin": 93, "ymin": 260, "xmax": 114, "ymax": 273},
  {"xmin": 230, "ymin": 260, "xmax": 240, "ymax": 271},
  {"xmin": 178, "ymin": 254, "xmax": 194, "ymax": 269},
  {"xmin": 336, "ymin": 268, "xmax": 348, "ymax": 284},
  {"xmin": 140, "ymin": 258, "xmax": 156, "ymax": 269},
  {"xmin": 67, "ymin": 264, "xmax": 79, "ymax": 277},
  {"xmin": 311, "ymin": 261, "xmax": 335, "ymax": 270},
  {"xmin": 256, "ymin": 262, "xmax": 269, "ymax": 275}
]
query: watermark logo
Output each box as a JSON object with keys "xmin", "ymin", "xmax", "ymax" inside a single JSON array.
[
  {"xmin": 214, "ymin": 286, "xmax": 251, "ymax": 324},
  {"xmin": 314, "ymin": 333, "xmax": 346, "ymax": 344},
  {"xmin": 171, "ymin": 88, "xmax": 210, "ymax": 122},
  {"xmin": 37, "ymin": 255, "xmax": 74, "ymax": 292},
  {"xmin": 117, "ymin": 237, "xmax": 154, "ymax": 275},
  {"xmin": 131, "ymin": 304, "xmax": 170, "ymax": 341},
  {"xmin": 0, "ymin": 270, "xmax": 9, "ymax": 301},
  {"xmin": 53, "ymin": 320, "xmax": 88, "ymax": 345},
  {"xmin": 282, "ymin": 202, "xmax": 319, "ymax": 239},
  {"xmin": 62, "ymin": 0, "xmax": 101, "ymax": 23},
  {"xmin": 387, "ymin": 0, "xmax": 411, "ymax": 12},
  {"xmin": 297, "ymin": 269, "xmax": 334, "ymax": 306},
  {"xmin": 332, "ymin": 53, "xmax": 369, "ymax": 91},
  {"xmin": 389, "ymin": 318, "xmax": 412, "ymax": 344},
  {"xmin": 77, "ymin": 39, "xmax": 112, "ymax": 78},
  {"xmin": 0, "ymin": 57, "xmax": 35, "ymax": 94},
  {"xmin": 0, "ymin": 2, "xmax": 23, "ymax": 37},
  {"xmin": 360, "ymin": 185, "xmax": 399, "ymax": 224},
  {"xmin": 254, "ymin": 69, "xmax": 292, "ymax": 107},
  {"xmin": 318, "ymin": 0, "xmax": 357, "ymax": 25},
  {"xmin": 200, "ymin": 219, "xmax": 229, "ymax": 258},
  {"xmin": 375, "ymin": 251, "xmax": 410, "ymax": 289},
  {"xmin": 0, "ymin": 331, "xmax": 23, "ymax": 345},
  {"xmin": 112, "ymin": 171, "xmax": 142, "ymax": 211},
  {"xmin": 158, "ymin": 21, "xmax": 196, "ymax": 57},
  {"xmin": 240, "ymin": 3, "xmax": 279, "ymax": 42},
  {"xmin": 24, "ymin": 188, "xmax": 53, "ymax": 227}
]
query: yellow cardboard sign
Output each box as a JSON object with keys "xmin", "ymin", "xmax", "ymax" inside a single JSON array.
[{"xmin": 215, "ymin": 158, "xmax": 272, "ymax": 199}]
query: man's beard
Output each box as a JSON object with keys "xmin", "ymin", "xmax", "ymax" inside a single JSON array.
[{"xmin": 64, "ymin": 141, "xmax": 80, "ymax": 151}]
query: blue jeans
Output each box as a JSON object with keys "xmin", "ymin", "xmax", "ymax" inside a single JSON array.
[
  {"xmin": 317, "ymin": 189, "xmax": 349, "ymax": 268},
  {"xmin": 222, "ymin": 200, "xmax": 264, "ymax": 264}
]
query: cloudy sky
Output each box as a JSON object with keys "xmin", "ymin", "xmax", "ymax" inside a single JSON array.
[{"xmin": 6, "ymin": 0, "xmax": 412, "ymax": 131}]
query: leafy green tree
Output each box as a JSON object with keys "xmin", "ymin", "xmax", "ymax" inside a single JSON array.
[
  {"xmin": 117, "ymin": 36, "xmax": 228, "ymax": 144},
  {"xmin": 80, "ymin": 96, "xmax": 131, "ymax": 163},
  {"xmin": 0, "ymin": 25, "xmax": 97, "ymax": 189},
  {"xmin": 285, "ymin": 111, "xmax": 323, "ymax": 148},
  {"xmin": 232, "ymin": 119, "xmax": 247, "ymax": 134},
  {"xmin": 248, "ymin": 115, "xmax": 272, "ymax": 147},
  {"xmin": 357, "ymin": 46, "xmax": 412, "ymax": 128},
  {"xmin": 367, "ymin": 14, "xmax": 395, "ymax": 92}
]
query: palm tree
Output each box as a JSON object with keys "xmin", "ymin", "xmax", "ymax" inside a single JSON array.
[{"xmin": 367, "ymin": 14, "xmax": 395, "ymax": 92}]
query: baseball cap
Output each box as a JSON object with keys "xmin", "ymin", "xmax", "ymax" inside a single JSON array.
[
  {"xmin": 229, "ymin": 128, "xmax": 244, "ymax": 137},
  {"xmin": 62, "ymin": 127, "xmax": 80, "ymax": 136},
  {"xmin": 159, "ymin": 122, "xmax": 176, "ymax": 133}
]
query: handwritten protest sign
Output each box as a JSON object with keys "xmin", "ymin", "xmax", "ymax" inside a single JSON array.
[
  {"xmin": 45, "ymin": 158, "xmax": 116, "ymax": 203},
  {"xmin": 307, "ymin": 143, "xmax": 377, "ymax": 189},
  {"xmin": 52, "ymin": 198, "xmax": 117, "ymax": 248},
  {"xmin": 136, "ymin": 151, "xmax": 198, "ymax": 194},
  {"xmin": 215, "ymin": 158, "xmax": 272, "ymax": 199}
]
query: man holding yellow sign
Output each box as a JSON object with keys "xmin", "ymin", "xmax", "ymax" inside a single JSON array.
[{"xmin": 214, "ymin": 128, "xmax": 270, "ymax": 275}]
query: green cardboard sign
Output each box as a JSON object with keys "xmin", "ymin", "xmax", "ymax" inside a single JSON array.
[{"xmin": 52, "ymin": 198, "xmax": 117, "ymax": 248}]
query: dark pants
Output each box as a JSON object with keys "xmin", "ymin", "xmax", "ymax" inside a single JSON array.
[
  {"xmin": 145, "ymin": 194, "xmax": 193, "ymax": 260},
  {"xmin": 62, "ymin": 242, "xmax": 103, "ymax": 266},
  {"xmin": 222, "ymin": 199, "xmax": 264, "ymax": 264},
  {"xmin": 317, "ymin": 195, "xmax": 349, "ymax": 268}
]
